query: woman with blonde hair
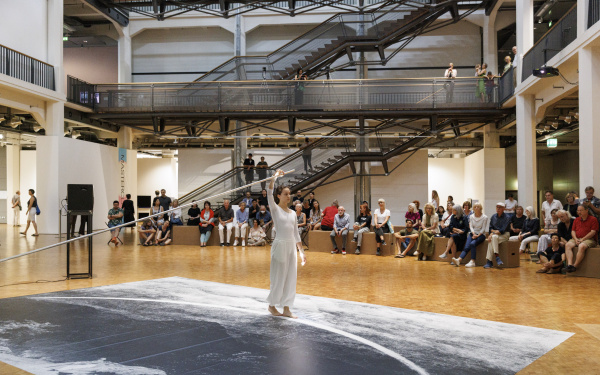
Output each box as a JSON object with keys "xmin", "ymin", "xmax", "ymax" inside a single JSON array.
[
  {"xmin": 452, "ymin": 202, "xmax": 488, "ymax": 267},
  {"xmin": 439, "ymin": 205, "xmax": 468, "ymax": 259},
  {"xmin": 509, "ymin": 206, "xmax": 540, "ymax": 253},
  {"xmin": 431, "ymin": 190, "xmax": 440, "ymax": 210},
  {"xmin": 415, "ymin": 203, "xmax": 439, "ymax": 260}
]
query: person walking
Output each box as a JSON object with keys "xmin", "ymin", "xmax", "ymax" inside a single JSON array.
[
  {"xmin": 266, "ymin": 169, "xmax": 307, "ymax": 319},
  {"xmin": 21, "ymin": 189, "xmax": 39, "ymax": 236}
]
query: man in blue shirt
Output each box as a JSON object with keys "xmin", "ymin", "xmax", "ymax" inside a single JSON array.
[
  {"xmin": 485, "ymin": 202, "xmax": 510, "ymax": 268},
  {"xmin": 330, "ymin": 206, "xmax": 351, "ymax": 255},
  {"xmin": 242, "ymin": 191, "xmax": 253, "ymax": 208},
  {"xmin": 233, "ymin": 201, "xmax": 249, "ymax": 246}
]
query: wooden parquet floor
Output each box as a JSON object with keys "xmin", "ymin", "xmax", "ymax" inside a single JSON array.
[{"xmin": 0, "ymin": 225, "xmax": 599, "ymax": 374}]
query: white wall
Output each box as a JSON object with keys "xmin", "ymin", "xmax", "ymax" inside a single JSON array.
[
  {"xmin": 19, "ymin": 150, "xmax": 36, "ymax": 226},
  {"xmin": 0, "ymin": 0, "xmax": 48, "ymax": 62},
  {"xmin": 137, "ymin": 158, "xmax": 178, "ymax": 199},
  {"xmin": 428, "ymin": 157, "xmax": 465, "ymax": 209},
  {"xmin": 63, "ymin": 47, "xmax": 118, "ymax": 84},
  {"xmin": 464, "ymin": 148, "xmax": 506, "ymax": 214}
]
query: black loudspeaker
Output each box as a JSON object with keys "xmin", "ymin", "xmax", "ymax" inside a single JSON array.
[{"xmin": 67, "ymin": 184, "xmax": 94, "ymax": 211}]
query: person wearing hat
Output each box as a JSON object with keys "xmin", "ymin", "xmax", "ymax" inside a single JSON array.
[{"xmin": 484, "ymin": 202, "xmax": 510, "ymax": 268}]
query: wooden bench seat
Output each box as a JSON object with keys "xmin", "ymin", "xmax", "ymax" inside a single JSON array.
[
  {"xmin": 307, "ymin": 230, "xmax": 395, "ymax": 256},
  {"xmin": 172, "ymin": 225, "xmax": 257, "ymax": 246},
  {"xmin": 433, "ymin": 236, "xmax": 520, "ymax": 267},
  {"xmin": 568, "ymin": 247, "xmax": 600, "ymax": 279}
]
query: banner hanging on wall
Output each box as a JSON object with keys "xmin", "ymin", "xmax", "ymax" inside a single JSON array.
[{"xmin": 119, "ymin": 148, "xmax": 127, "ymax": 205}]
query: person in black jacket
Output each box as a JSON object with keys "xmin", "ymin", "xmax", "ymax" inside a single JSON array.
[
  {"xmin": 556, "ymin": 209, "xmax": 575, "ymax": 246},
  {"xmin": 122, "ymin": 194, "xmax": 135, "ymax": 228},
  {"xmin": 536, "ymin": 233, "xmax": 565, "ymax": 274},
  {"xmin": 351, "ymin": 203, "xmax": 372, "ymax": 255},
  {"xmin": 509, "ymin": 206, "xmax": 540, "ymax": 253},
  {"xmin": 187, "ymin": 202, "xmax": 201, "ymax": 226},
  {"xmin": 439, "ymin": 205, "xmax": 469, "ymax": 259}
]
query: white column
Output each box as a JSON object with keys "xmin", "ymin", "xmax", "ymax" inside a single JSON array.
[
  {"xmin": 578, "ymin": 46, "xmax": 600, "ymax": 193},
  {"xmin": 577, "ymin": 0, "xmax": 588, "ymax": 37},
  {"xmin": 483, "ymin": 15, "xmax": 498, "ymax": 75},
  {"xmin": 118, "ymin": 26, "xmax": 132, "ymax": 83},
  {"xmin": 117, "ymin": 127, "xmax": 133, "ymax": 149},
  {"xmin": 484, "ymin": 124, "xmax": 500, "ymax": 148},
  {"xmin": 516, "ymin": 0, "xmax": 534, "ymax": 84},
  {"xmin": 47, "ymin": 0, "xmax": 64, "ymax": 94},
  {"xmin": 516, "ymin": 94, "xmax": 537, "ymax": 208},
  {"xmin": 6, "ymin": 141, "xmax": 20, "ymax": 225}
]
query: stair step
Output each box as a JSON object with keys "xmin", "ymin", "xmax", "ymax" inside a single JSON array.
[{"xmin": 334, "ymin": 155, "xmax": 343, "ymax": 159}]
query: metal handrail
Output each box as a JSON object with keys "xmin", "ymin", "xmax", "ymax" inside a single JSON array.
[
  {"xmin": 0, "ymin": 43, "xmax": 55, "ymax": 90},
  {"xmin": 589, "ymin": 0, "xmax": 600, "ymax": 28}
]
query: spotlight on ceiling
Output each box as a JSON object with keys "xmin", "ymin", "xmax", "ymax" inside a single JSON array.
[
  {"xmin": 558, "ymin": 115, "xmax": 572, "ymax": 124},
  {"xmin": 9, "ymin": 117, "xmax": 22, "ymax": 128},
  {"xmin": 569, "ymin": 111, "xmax": 579, "ymax": 120},
  {"xmin": 548, "ymin": 121, "xmax": 559, "ymax": 129},
  {"xmin": 33, "ymin": 125, "xmax": 43, "ymax": 132},
  {"xmin": 533, "ymin": 66, "xmax": 559, "ymax": 78}
]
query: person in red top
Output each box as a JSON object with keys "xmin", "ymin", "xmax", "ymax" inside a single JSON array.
[
  {"xmin": 565, "ymin": 205, "xmax": 599, "ymax": 272},
  {"xmin": 320, "ymin": 200, "xmax": 339, "ymax": 231}
]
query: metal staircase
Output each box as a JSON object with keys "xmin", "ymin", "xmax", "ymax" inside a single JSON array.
[{"xmin": 195, "ymin": 0, "xmax": 477, "ymax": 82}]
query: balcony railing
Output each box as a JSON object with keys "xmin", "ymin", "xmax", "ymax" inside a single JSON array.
[
  {"xmin": 498, "ymin": 67, "xmax": 515, "ymax": 104},
  {"xmin": 521, "ymin": 5, "xmax": 577, "ymax": 82},
  {"xmin": 590, "ymin": 0, "xmax": 600, "ymax": 28},
  {"xmin": 67, "ymin": 75, "xmax": 96, "ymax": 109},
  {"xmin": 85, "ymin": 77, "xmax": 504, "ymax": 114},
  {"xmin": 0, "ymin": 44, "xmax": 55, "ymax": 90}
]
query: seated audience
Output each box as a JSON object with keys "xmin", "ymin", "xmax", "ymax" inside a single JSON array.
[
  {"xmin": 107, "ymin": 200, "xmax": 124, "ymax": 246},
  {"xmin": 139, "ymin": 219, "xmax": 156, "ymax": 246},
  {"xmin": 508, "ymin": 206, "xmax": 540, "ymax": 253},
  {"xmin": 301, "ymin": 199, "xmax": 312, "ymax": 222},
  {"xmin": 447, "ymin": 196, "xmax": 454, "ymax": 207},
  {"xmin": 452, "ymin": 203, "xmax": 488, "ymax": 267},
  {"xmin": 374, "ymin": 199, "xmax": 391, "ymax": 255},
  {"xmin": 170, "ymin": 199, "xmax": 183, "ymax": 226},
  {"xmin": 537, "ymin": 233, "xmax": 565, "ymax": 274},
  {"xmin": 233, "ymin": 201, "xmax": 249, "ymax": 246},
  {"xmin": 440, "ymin": 205, "xmax": 468, "ymax": 259},
  {"xmin": 462, "ymin": 201, "xmax": 472, "ymax": 217},
  {"xmin": 242, "ymin": 191, "xmax": 253, "ymax": 207},
  {"xmin": 296, "ymin": 203, "xmax": 307, "ymax": 237},
  {"xmin": 565, "ymin": 205, "xmax": 599, "ymax": 272},
  {"xmin": 307, "ymin": 191, "xmax": 316, "ymax": 209},
  {"xmin": 248, "ymin": 199, "xmax": 260, "ymax": 226},
  {"xmin": 415, "ymin": 203, "xmax": 439, "ymax": 260},
  {"xmin": 440, "ymin": 202, "xmax": 454, "ymax": 237},
  {"xmin": 295, "ymin": 190, "xmax": 304, "ymax": 203},
  {"xmin": 156, "ymin": 216, "xmax": 172, "ymax": 246},
  {"xmin": 405, "ymin": 203, "xmax": 421, "ymax": 231},
  {"xmin": 542, "ymin": 190, "xmax": 562, "ymax": 225},
  {"xmin": 394, "ymin": 219, "xmax": 419, "ymax": 258},
  {"xmin": 217, "ymin": 200, "xmax": 235, "ymax": 246},
  {"xmin": 413, "ymin": 200, "xmax": 424, "ymax": 228},
  {"xmin": 580, "ymin": 186, "xmax": 600, "ymax": 219},
  {"xmin": 537, "ymin": 208, "xmax": 559, "ymax": 254},
  {"xmin": 509, "ymin": 206, "xmax": 525, "ymax": 236},
  {"xmin": 187, "ymin": 201, "xmax": 201, "ymax": 226},
  {"xmin": 247, "ymin": 220, "xmax": 267, "ymax": 246},
  {"xmin": 308, "ymin": 200, "xmax": 322, "ymax": 231},
  {"xmin": 258, "ymin": 189, "xmax": 269, "ymax": 211},
  {"xmin": 321, "ymin": 200, "xmax": 339, "ymax": 231},
  {"xmin": 484, "ymin": 202, "xmax": 510, "ymax": 269},
  {"xmin": 330, "ymin": 206, "xmax": 351, "ymax": 255},
  {"xmin": 150, "ymin": 199, "xmax": 163, "ymax": 226},
  {"xmin": 199, "ymin": 201, "xmax": 215, "ymax": 247},
  {"xmin": 256, "ymin": 205, "xmax": 273, "ymax": 233},
  {"xmin": 437, "ymin": 206, "xmax": 445, "ymax": 222},
  {"xmin": 564, "ymin": 192, "xmax": 579, "ymax": 218},
  {"xmin": 505, "ymin": 193, "xmax": 517, "ymax": 217},
  {"xmin": 555, "ymin": 209, "xmax": 575, "ymax": 247},
  {"xmin": 352, "ymin": 203, "xmax": 371, "ymax": 255}
]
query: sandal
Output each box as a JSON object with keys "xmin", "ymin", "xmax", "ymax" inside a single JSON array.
[{"xmin": 395, "ymin": 254, "xmax": 405, "ymax": 258}]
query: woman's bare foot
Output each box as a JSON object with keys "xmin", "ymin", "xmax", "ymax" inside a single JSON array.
[
  {"xmin": 282, "ymin": 307, "xmax": 297, "ymax": 319},
  {"xmin": 268, "ymin": 306, "xmax": 283, "ymax": 316}
]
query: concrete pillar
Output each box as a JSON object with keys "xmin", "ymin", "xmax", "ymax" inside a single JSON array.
[
  {"xmin": 516, "ymin": 94, "xmax": 537, "ymax": 208},
  {"xmin": 354, "ymin": 118, "xmax": 370, "ymax": 215},
  {"xmin": 516, "ymin": 0, "xmax": 534, "ymax": 84},
  {"xmin": 578, "ymin": 46, "xmax": 600, "ymax": 194},
  {"xmin": 577, "ymin": 0, "xmax": 587, "ymax": 37},
  {"xmin": 6, "ymin": 140, "xmax": 20, "ymax": 225},
  {"xmin": 484, "ymin": 124, "xmax": 500, "ymax": 148},
  {"xmin": 464, "ymin": 148, "xmax": 506, "ymax": 213},
  {"xmin": 118, "ymin": 26, "xmax": 132, "ymax": 83},
  {"xmin": 47, "ymin": 0, "xmax": 64, "ymax": 94},
  {"xmin": 117, "ymin": 127, "xmax": 134, "ymax": 149},
  {"xmin": 483, "ymin": 14, "xmax": 498, "ymax": 75}
]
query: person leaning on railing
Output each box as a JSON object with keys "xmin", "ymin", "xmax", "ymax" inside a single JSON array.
[{"xmin": 256, "ymin": 157, "xmax": 269, "ymax": 190}]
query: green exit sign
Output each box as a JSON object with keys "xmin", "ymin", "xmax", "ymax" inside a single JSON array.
[
  {"xmin": 63, "ymin": 36, "xmax": 69, "ymax": 41},
  {"xmin": 547, "ymin": 138, "xmax": 558, "ymax": 148}
]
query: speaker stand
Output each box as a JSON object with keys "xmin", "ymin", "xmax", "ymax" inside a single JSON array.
[{"xmin": 66, "ymin": 210, "xmax": 93, "ymax": 279}]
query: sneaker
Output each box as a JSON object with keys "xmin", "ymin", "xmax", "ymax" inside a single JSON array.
[
  {"xmin": 342, "ymin": 249, "xmax": 346, "ymax": 255},
  {"xmin": 376, "ymin": 251, "xmax": 381, "ymax": 256},
  {"xmin": 382, "ymin": 241, "xmax": 387, "ymax": 246},
  {"xmin": 220, "ymin": 243, "xmax": 225, "ymax": 247},
  {"xmin": 331, "ymin": 248, "xmax": 339, "ymax": 254},
  {"xmin": 567, "ymin": 265, "xmax": 577, "ymax": 273},
  {"xmin": 226, "ymin": 242, "xmax": 230, "ymax": 247},
  {"xmin": 413, "ymin": 250, "xmax": 419, "ymax": 256},
  {"xmin": 483, "ymin": 260, "xmax": 493, "ymax": 269},
  {"xmin": 465, "ymin": 260, "xmax": 476, "ymax": 268},
  {"xmin": 355, "ymin": 248, "xmax": 361, "ymax": 255},
  {"xmin": 496, "ymin": 256, "xmax": 504, "ymax": 266},
  {"xmin": 439, "ymin": 253, "xmax": 447, "ymax": 259},
  {"xmin": 242, "ymin": 240, "xmax": 245, "ymax": 246},
  {"xmin": 233, "ymin": 240, "xmax": 239, "ymax": 246},
  {"xmin": 451, "ymin": 257, "xmax": 460, "ymax": 266},
  {"xmin": 351, "ymin": 238, "xmax": 357, "ymax": 243}
]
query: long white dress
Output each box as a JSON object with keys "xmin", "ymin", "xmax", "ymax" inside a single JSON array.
[{"xmin": 266, "ymin": 186, "xmax": 302, "ymax": 307}]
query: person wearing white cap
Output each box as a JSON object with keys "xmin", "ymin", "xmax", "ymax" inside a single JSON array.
[{"xmin": 484, "ymin": 202, "xmax": 510, "ymax": 268}]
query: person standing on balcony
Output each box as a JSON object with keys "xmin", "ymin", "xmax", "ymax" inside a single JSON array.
[
  {"xmin": 243, "ymin": 153, "xmax": 255, "ymax": 191},
  {"xmin": 475, "ymin": 64, "xmax": 487, "ymax": 103},
  {"xmin": 256, "ymin": 156, "xmax": 269, "ymax": 190},
  {"xmin": 301, "ymin": 137, "xmax": 313, "ymax": 173},
  {"xmin": 293, "ymin": 69, "xmax": 308, "ymax": 105},
  {"xmin": 444, "ymin": 63, "xmax": 457, "ymax": 103},
  {"xmin": 502, "ymin": 56, "xmax": 513, "ymax": 76}
]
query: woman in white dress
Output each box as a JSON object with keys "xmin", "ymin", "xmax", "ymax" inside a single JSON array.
[{"xmin": 267, "ymin": 170, "xmax": 307, "ymax": 318}]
